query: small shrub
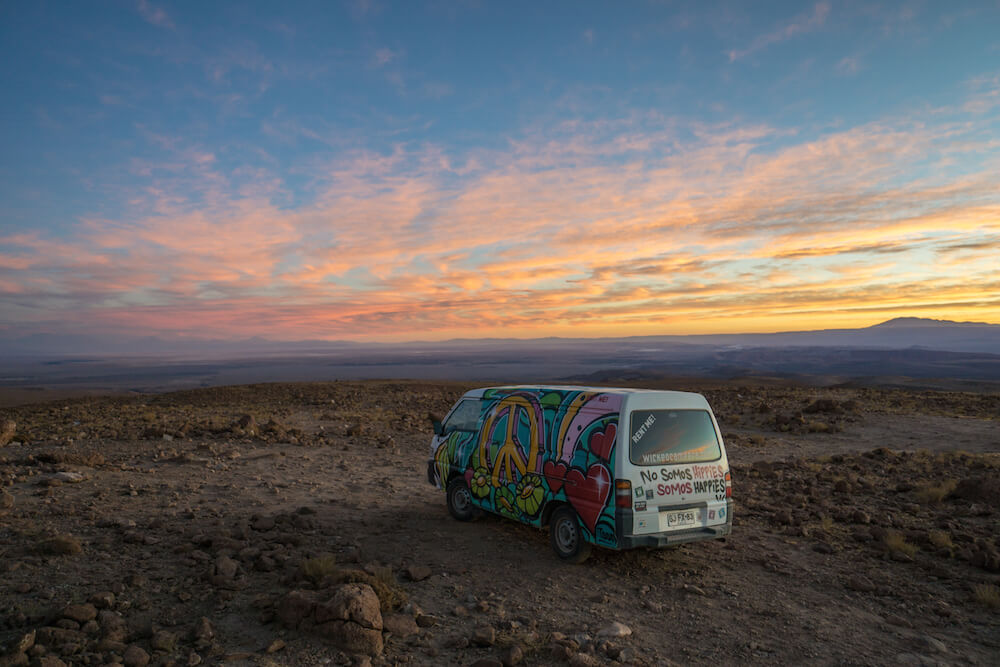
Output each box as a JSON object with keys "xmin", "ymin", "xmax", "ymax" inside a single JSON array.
[
  {"xmin": 914, "ymin": 479, "xmax": 957, "ymax": 505},
  {"xmin": 301, "ymin": 554, "xmax": 338, "ymax": 583},
  {"xmin": 972, "ymin": 583, "xmax": 1000, "ymax": 609},
  {"xmin": 37, "ymin": 534, "xmax": 82, "ymax": 556},
  {"xmin": 820, "ymin": 516, "xmax": 835, "ymax": 533},
  {"xmin": 806, "ymin": 420, "xmax": 829, "ymax": 433},
  {"xmin": 928, "ymin": 530, "xmax": 953, "ymax": 549},
  {"xmin": 883, "ymin": 530, "xmax": 917, "ymax": 558},
  {"xmin": 935, "ymin": 450, "xmax": 972, "ymax": 464},
  {"xmin": 336, "ymin": 567, "xmax": 407, "ymax": 611}
]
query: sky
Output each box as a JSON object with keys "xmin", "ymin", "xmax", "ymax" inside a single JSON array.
[{"xmin": 1, "ymin": 1, "xmax": 999, "ymax": 344}]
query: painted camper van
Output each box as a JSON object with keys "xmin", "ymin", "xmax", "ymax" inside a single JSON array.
[{"xmin": 427, "ymin": 386, "xmax": 732, "ymax": 562}]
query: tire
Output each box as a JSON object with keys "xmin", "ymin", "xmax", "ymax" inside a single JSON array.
[
  {"xmin": 549, "ymin": 506, "xmax": 592, "ymax": 563},
  {"xmin": 446, "ymin": 479, "xmax": 477, "ymax": 522}
]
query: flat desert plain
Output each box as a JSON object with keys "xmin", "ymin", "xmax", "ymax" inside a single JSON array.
[{"xmin": 1, "ymin": 380, "xmax": 998, "ymax": 666}]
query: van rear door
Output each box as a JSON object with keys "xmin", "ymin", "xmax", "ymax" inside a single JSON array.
[{"xmin": 621, "ymin": 399, "xmax": 730, "ymax": 536}]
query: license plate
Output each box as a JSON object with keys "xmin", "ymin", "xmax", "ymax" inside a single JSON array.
[{"xmin": 663, "ymin": 509, "xmax": 697, "ymax": 529}]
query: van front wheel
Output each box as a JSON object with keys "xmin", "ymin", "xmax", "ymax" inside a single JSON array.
[
  {"xmin": 550, "ymin": 507, "xmax": 592, "ymax": 563},
  {"xmin": 446, "ymin": 479, "xmax": 477, "ymax": 522}
]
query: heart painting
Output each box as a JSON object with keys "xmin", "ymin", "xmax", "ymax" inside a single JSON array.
[
  {"xmin": 563, "ymin": 463, "xmax": 611, "ymax": 533},
  {"xmin": 587, "ymin": 423, "xmax": 616, "ymax": 461}
]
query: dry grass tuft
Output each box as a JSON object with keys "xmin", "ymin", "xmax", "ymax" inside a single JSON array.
[
  {"xmin": 336, "ymin": 566, "xmax": 407, "ymax": 612},
  {"xmin": 972, "ymin": 583, "xmax": 1000, "ymax": 609},
  {"xmin": 935, "ymin": 450, "xmax": 973, "ymax": 464},
  {"xmin": 883, "ymin": 530, "xmax": 918, "ymax": 558},
  {"xmin": 820, "ymin": 516, "xmax": 835, "ymax": 534},
  {"xmin": 300, "ymin": 555, "xmax": 406, "ymax": 611},
  {"xmin": 300, "ymin": 554, "xmax": 338, "ymax": 584},
  {"xmin": 914, "ymin": 479, "xmax": 957, "ymax": 504},
  {"xmin": 928, "ymin": 530, "xmax": 953, "ymax": 550}
]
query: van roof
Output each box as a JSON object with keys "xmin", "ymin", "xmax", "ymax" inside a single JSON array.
[{"xmin": 463, "ymin": 385, "xmax": 706, "ymax": 399}]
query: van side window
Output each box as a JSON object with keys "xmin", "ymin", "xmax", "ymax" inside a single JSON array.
[{"xmin": 442, "ymin": 399, "xmax": 481, "ymax": 434}]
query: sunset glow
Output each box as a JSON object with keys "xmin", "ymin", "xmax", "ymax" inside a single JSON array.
[{"xmin": 2, "ymin": 2, "xmax": 999, "ymax": 343}]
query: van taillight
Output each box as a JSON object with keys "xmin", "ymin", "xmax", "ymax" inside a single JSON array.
[
  {"xmin": 725, "ymin": 471, "xmax": 732, "ymax": 499},
  {"xmin": 615, "ymin": 479, "xmax": 632, "ymax": 508}
]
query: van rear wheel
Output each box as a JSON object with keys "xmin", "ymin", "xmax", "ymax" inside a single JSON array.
[
  {"xmin": 446, "ymin": 479, "xmax": 477, "ymax": 521},
  {"xmin": 550, "ymin": 507, "xmax": 592, "ymax": 563}
]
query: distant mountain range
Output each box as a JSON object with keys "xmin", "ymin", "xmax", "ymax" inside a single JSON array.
[
  {"xmin": 2, "ymin": 317, "xmax": 998, "ymax": 357},
  {"xmin": 1, "ymin": 318, "xmax": 997, "ymax": 391},
  {"xmin": 648, "ymin": 317, "xmax": 1000, "ymax": 353}
]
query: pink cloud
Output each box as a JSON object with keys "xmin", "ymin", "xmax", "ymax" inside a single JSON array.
[
  {"xmin": 136, "ymin": 0, "xmax": 173, "ymax": 29},
  {"xmin": 728, "ymin": 2, "xmax": 830, "ymax": 61},
  {"xmin": 4, "ymin": 89, "xmax": 1000, "ymax": 340}
]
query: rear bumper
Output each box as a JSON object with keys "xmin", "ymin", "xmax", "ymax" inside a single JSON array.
[{"xmin": 615, "ymin": 499, "xmax": 733, "ymax": 549}]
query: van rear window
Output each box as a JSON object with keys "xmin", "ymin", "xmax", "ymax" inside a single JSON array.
[{"xmin": 629, "ymin": 409, "xmax": 721, "ymax": 465}]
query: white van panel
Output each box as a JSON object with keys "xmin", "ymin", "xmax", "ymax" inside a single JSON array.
[{"xmin": 619, "ymin": 392, "xmax": 730, "ymax": 538}]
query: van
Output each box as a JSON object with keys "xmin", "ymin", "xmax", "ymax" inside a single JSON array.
[{"xmin": 427, "ymin": 385, "xmax": 732, "ymax": 562}]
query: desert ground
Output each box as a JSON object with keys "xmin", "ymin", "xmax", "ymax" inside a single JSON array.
[{"xmin": 1, "ymin": 380, "xmax": 998, "ymax": 666}]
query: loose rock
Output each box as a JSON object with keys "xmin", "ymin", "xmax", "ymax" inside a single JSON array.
[
  {"xmin": 98, "ymin": 610, "xmax": 127, "ymax": 641},
  {"xmin": 34, "ymin": 657, "xmax": 66, "ymax": 667},
  {"xmin": 569, "ymin": 654, "xmax": 600, "ymax": 667},
  {"xmin": 470, "ymin": 659, "xmax": 503, "ymax": 667},
  {"xmin": 598, "ymin": 621, "xmax": 632, "ymax": 639},
  {"xmin": 277, "ymin": 590, "xmax": 316, "ymax": 628},
  {"xmin": 122, "ymin": 645, "xmax": 150, "ymax": 667},
  {"xmin": 214, "ymin": 555, "xmax": 239, "ymax": 580},
  {"xmin": 61, "ymin": 603, "xmax": 97, "ymax": 623},
  {"xmin": 89, "ymin": 592, "xmax": 115, "ymax": 609},
  {"xmin": 472, "ymin": 626, "xmax": 496, "ymax": 647},
  {"xmin": 151, "ymin": 629, "xmax": 178, "ymax": 652},
  {"xmin": 0, "ymin": 653, "xmax": 28, "ymax": 667},
  {"xmin": 406, "ymin": 565, "xmax": 432, "ymax": 581},
  {"xmin": 502, "ymin": 644, "xmax": 525, "ymax": 666},
  {"xmin": 846, "ymin": 576, "xmax": 876, "ymax": 593},
  {"xmin": 12, "ymin": 630, "xmax": 36, "ymax": 654},
  {"xmin": 382, "ymin": 612, "xmax": 420, "ymax": 637},
  {"xmin": 191, "ymin": 617, "xmax": 215, "ymax": 643}
]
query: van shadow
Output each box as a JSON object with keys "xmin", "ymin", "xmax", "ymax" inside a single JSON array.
[{"xmin": 327, "ymin": 499, "xmax": 714, "ymax": 579}]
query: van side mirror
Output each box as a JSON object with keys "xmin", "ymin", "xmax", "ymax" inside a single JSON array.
[{"xmin": 428, "ymin": 412, "xmax": 445, "ymax": 436}]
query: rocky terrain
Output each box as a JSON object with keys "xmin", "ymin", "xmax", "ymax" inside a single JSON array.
[{"xmin": 0, "ymin": 380, "xmax": 998, "ymax": 666}]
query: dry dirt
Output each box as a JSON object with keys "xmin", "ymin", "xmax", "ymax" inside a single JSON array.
[{"xmin": 1, "ymin": 380, "xmax": 999, "ymax": 667}]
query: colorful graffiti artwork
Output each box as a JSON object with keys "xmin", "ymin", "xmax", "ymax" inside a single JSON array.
[{"xmin": 432, "ymin": 388, "xmax": 622, "ymax": 548}]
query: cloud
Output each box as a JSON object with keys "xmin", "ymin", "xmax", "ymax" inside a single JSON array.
[
  {"xmin": 372, "ymin": 47, "xmax": 398, "ymax": 67},
  {"xmin": 422, "ymin": 82, "xmax": 454, "ymax": 99},
  {"xmin": 963, "ymin": 73, "xmax": 1000, "ymax": 113},
  {"xmin": 3, "ymin": 78, "xmax": 999, "ymax": 340},
  {"xmin": 835, "ymin": 56, "xmax": 861, "ymax": 75},
  {"xmin": 728, "ymin": 2, "xmax": 830, "ymax": 62},
  {"xmin": 136, "ymin": 0, "xmax": 173, "ymax": 29}
]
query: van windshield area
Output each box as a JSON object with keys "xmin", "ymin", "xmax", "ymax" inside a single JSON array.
[
  {"xmin": 629, "ymin": 409, "xmax": 721, "ymax": 465},
  {"xmin": 442, "ymin": 399, "xmax": 481, "ymax": 434}
]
